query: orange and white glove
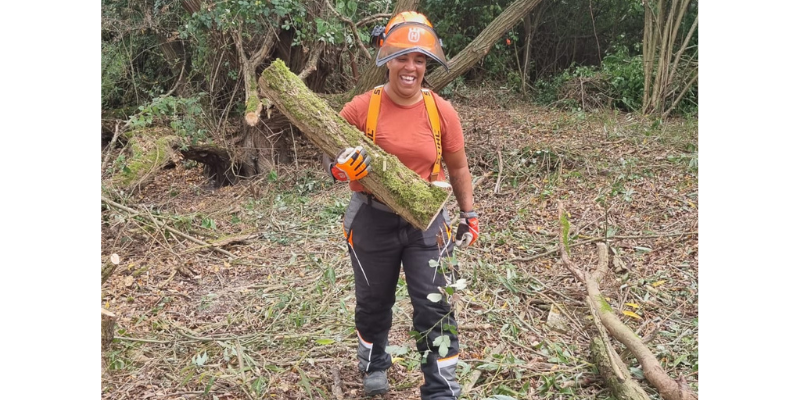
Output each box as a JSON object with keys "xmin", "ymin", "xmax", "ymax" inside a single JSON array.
[
  {"xmin": 455, "ymin": 210, "xmax": 479, "ymax": 247},
  {"xmin": 329, "ymin": 146, "xmax": 372, "ymax": 182}
]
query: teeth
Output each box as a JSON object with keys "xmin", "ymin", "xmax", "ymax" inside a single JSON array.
[{"xmin": 401, "ymin": 76, "xmax": 415, "ymax": 82}]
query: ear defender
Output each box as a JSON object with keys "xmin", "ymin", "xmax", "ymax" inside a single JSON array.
[{"xmin": 370, "ymin": 25, "xmax": 386, "ymax": 48}]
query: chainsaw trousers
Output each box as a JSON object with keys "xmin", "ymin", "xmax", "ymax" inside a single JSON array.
[{"xmin": 343, "ymin": 192, "xmax": 462, "ymax": 400}]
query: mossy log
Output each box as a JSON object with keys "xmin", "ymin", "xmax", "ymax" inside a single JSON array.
[
  {"xmin": 110, "ymin": 128, "xmax": 179, "ymax": 192},
  {"xmin": 260, "ymin": 59, "xmax": 450, "ymax": 230},
  {"xmin": 589, "ymin": 337, "xmax": 650, "ymax": 400}
]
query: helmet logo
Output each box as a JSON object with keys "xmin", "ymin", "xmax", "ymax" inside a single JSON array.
[{"xmin": 407, "ymin": 27, "xmax": 421, "ymax": 43}]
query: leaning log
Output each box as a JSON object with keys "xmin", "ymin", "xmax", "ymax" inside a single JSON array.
[{"xmin": 259, "ymin": 59, "xmax": 449, "ymax": 230}]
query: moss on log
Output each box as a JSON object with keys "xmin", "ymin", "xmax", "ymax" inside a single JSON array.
[
  {"xmin": 111, "ymin": 127, "xmax": 178, "ymax": 191},
  {"xmin": 590, "ymin": 337, "xmax": 650, "ymax": 400},
  {"xmin": 260, "ymin": 59, "xmax": 449, "ymax": 230}
]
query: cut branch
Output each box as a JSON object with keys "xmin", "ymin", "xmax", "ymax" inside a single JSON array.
[
  {"xmin": 101, "ymin": 197, "xmax": 237, "ymax": 259},
  {"xmin": 233, "ymin": 30, "xmax": 263, "ymax": 127},
  {"xmin": 558, "ymin": 204, "xmax": 698, "ymax": 400},
  {"xmin": 297, "ymin": 43, "xmax": 324, "ymax": 81}
]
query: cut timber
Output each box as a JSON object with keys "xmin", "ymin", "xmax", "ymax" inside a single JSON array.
[
  {"xmin": 260, "ymin": 59, "xmax": 450, "ymax": 230},
  {"xmin": 102, "ymin": 308, "xmax": 116, "ymax": 351},
  {"xmin": 590, "ymin": 337, "xmax": 649, "ymax": 400}
]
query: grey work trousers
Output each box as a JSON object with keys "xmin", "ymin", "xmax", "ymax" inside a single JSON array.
[{"xmin": 343, "ymin": 192, "xmax": 462, "ymax": 400}]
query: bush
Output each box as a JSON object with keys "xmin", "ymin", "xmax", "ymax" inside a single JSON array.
[{"xmin": 532, "ymin": 46, "xmax": 644, "ymax": 112}]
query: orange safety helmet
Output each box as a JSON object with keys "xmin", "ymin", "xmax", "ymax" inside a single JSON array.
[{"xmin": 371, "ymin": 11, "xmax": 449, "ymax": 71}]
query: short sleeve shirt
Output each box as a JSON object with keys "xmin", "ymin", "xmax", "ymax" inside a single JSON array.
[{"xmin": 339, "ymin": 89, "xmax": 464, "ymax": 192}]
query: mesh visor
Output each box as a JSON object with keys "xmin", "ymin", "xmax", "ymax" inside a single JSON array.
[{"xmin": 375, "ymin": 23, "xmax": 448, "ymax": 71}]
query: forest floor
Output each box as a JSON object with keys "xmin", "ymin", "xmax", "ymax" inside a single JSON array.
[{"xmin": 101, "ymin": 87, "xmax": 698, "ymax": 400}]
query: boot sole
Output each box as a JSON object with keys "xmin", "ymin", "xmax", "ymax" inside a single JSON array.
[{"xmin": 365, "ymin": 388, "xmax": 388, "ymax": 396}]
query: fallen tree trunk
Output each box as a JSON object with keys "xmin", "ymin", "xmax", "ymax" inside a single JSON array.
[
  {"xmin": 557, "ymin": 202, "xmax": 698, "ymax": 400},
  {"xmin": 259, "ymin": 59, "xmax": 450, "ymax": 230}
]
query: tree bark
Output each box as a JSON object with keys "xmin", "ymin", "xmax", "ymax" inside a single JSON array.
[
  {"xmin": 427, "ymin": 0, "xmax": 544, "ymax": 92},
  {"xmin": 589, "ymin": 337, "xmax": 649, "ymax": 400},
  {"xmin": 557, "ymin": 202, "xmax": 698, "ymax": 400},
  {"xmin": 260, "ymin": 59, "xmax": 450, "ymax": 230},
  {"xmin": 102, "ymin": 308, "xmax": 116, "ymax": 351}
]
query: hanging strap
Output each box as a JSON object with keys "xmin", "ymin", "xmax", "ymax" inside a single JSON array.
[
  {"xmin": 365, "ymin": 86, "xmax": 383, "ymax": 142},
  {"xmin": 365, "ymin": 85, "xmax": 443, "ymax": 181},
  {"xmin": 421, "ymin": 88, "xmax": 442, "ymax": 181}
]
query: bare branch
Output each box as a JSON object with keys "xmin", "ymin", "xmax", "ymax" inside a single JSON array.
[
  {"xmin": 356, "ymin": 13, "xmax": 392, "ymax": 27},
  {"xmin": 325, "ymin": 0, "xmax": 371, "ymax": 60},
  {"xmin": 250, "ymin": 24, "xmax": 278, "ymax": 66},
  {"xmin": 298, "ymin": 43, "xmax": 324, "ymax": 81}
]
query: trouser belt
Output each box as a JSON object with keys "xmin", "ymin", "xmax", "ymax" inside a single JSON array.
[{"xmin": 352, "ymin": 192, "xmax": 395, "ymax": 214}]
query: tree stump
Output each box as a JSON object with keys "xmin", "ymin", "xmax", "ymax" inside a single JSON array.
[{"xmin": 102, "ymin": 308, "xmax": 116, "ymax": 351}]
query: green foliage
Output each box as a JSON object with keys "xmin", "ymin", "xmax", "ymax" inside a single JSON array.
[
  {"xmin": 601, "ymin": 45, "xmax": 645, "ymax": 111},
  {"xmin": 127, "ymin": 95, "xmax": 209, "ymax": 144},
  {"xmin": 424, "ymin": 0, "xmax": 517, "ymax": 82}
]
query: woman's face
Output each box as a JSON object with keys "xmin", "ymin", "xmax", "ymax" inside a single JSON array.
[{"xmin": 386, "ymin": 52, "xmax": 427, "ymax": 103}]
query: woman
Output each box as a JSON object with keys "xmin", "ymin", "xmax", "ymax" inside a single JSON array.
[{"xmin": 327, "ymin": 11, "xmax": 479, "ymax": 399}]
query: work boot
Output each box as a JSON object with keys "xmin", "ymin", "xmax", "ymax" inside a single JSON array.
[{"xmin": 363, "ymin": 370, "xmax": 389, "ymax": 396}]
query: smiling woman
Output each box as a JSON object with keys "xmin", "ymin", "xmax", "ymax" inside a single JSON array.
[
  {"xmin": 324, "ymin": 10, "xmax": 480, "ymax": 400},
  {"xmin": 383, "ymin": 52, "xmax": 428, "ymax": 105}
]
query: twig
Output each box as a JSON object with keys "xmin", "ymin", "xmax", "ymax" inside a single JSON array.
[
  {"xmin": 161, "ymin": 60, "xmax": 185, "ymax": 98},
  {"xmin": 493, "ymin": 148, "xmax": 503, "ymax": 194},
  {"xmin": 472, "ymin": 171, "xmax": 493, "ymax": 189},
  {"xmin": 557, "ymin": 202, "xmax": 586, "ymax": 284},
  {"xmin": 355, "ymin": 13, "xmax": 392, "ymax": 27},
  {"xmin": 101, "ymin": 121, "xmax": 123, "ymax": 174},
  {"xmin": 297, "ymin": 44, "xmax": 324, "ymax": 81},
  {"xmin": 101, "ymin": 196, "xmax": 236, "ymax": 259},
  {"xmin": 332, "ymin": 365, "xmax": 344, "ymax": 400},
  {"xmin": 115, "ymin": 336, "xmax": 172, "ymax": 344},
  {"xmin": 236, "ymin": 339, "xmax": 257, "ymax": 400},
  {"xmin": 640, "ymin": 300, "xmax": 687, "ymax": 344},
  {"xmin": 508, "ymin": 230, "xmax": 697, "ymax": 264},
  {"xmin": 325, "ymin": 0, "xmax": 371, "ymax": 60}
]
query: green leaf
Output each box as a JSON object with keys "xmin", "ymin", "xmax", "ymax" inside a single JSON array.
[
  {"xmin": 427, "ymin": 293, "xmax": 442, "ymax": 303},
  {"xmin": 428, "ymin": 259, "xmax": 439, "ymax": 268},
  {"xmin": 434, "ymin": 335, "xmax": 450, "ymax": 357},
  {"xmin": 315, "ymin": 338, "xmax": 335, "ymax": 345},
  {"xmin": 385, "ymin": 345, "xmax": 409, "ymax": 356},
  {"xmin": 439, "ymin": 343, "xmax": 448, "ymax": 357}
]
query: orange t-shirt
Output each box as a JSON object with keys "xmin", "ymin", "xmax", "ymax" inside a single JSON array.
[{"xmin": 339, "ymin": 89, "xmax": 464, "ymax": 192}]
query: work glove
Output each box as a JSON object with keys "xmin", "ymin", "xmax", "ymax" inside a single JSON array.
[
  {"xmin": 329, "ymin": 146, "xmax": 372, "ymax": 182},
  {"xmin": 455, "ymin": 210, "xmax": 479, "ymax": 247}
]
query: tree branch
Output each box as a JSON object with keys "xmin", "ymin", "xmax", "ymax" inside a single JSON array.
[
  {"xmin": 558, "ymin": 202, "xmax": 698, "ymax": 400},
  {"xmin": 297, "ymin": 43, "xmax": 324, "ymax": 81},
  {"xmin": 325, "ymin": 0, "xmax": 371, "ymax": 61},
  {"xmin": 356, "ymin": 13, "xmax": 392, "ymax": 28}
]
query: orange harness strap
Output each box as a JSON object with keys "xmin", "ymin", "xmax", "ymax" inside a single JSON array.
[{"xmin": 365, "ymin": 85, "xmax": 442, "ymax": 181}]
